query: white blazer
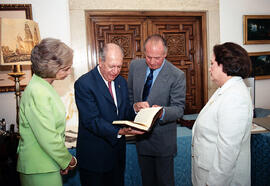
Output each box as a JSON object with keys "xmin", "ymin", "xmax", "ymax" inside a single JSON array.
[{"xmin": 192, "ymin": 76, "xmax": 253, "ymax": 186}]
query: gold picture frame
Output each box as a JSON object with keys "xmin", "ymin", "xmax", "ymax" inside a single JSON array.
[
  {"xmin": 0, "ymin": 4, "xmax": 33, "ymax": 92},
  {"xmin": 243, "ymin": 15, "xmax": 270, "ymax": 45},
  {"xmin": 249, "ymin": 51, "xmax": 270, "ymax": 80}
]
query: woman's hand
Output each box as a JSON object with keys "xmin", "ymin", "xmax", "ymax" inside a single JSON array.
[
  {"xmin": 68, "ymin": 156, "xmax": 77, "ymax": 170},
  {"xmin": 60, "ymin": 168, "xmax": 69, "ymax": 175},
  {"xmin": 60, "ymin": 156, "xmax": 77, "ymax": 175}
]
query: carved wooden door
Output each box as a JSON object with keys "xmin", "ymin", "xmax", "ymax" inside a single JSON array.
[
  {"xmin": 87, "ymin": 15, "xmax": 148, "ymax": 79},
  {"xmin": 86, "ymin": 12, "xmax": 207, "ymax": 114}
]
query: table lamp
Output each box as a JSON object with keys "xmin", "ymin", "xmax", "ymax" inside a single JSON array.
[{"xmin": 0, "ymin": 17, "xmax": 40, "ymax": 129}]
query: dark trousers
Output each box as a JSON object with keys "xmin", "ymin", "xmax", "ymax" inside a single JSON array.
[
  {"xmin": 138, "ymin": 155, "xmax": 175, "ymax": 186},
  {"xmin": 79, "ymin": 165, "xmax": 124, "ymax": 186}
]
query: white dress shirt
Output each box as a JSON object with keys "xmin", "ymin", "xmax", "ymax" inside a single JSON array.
[{"xmin": 97, "ymin": 66, "xmax": 121, "ymax": 138}]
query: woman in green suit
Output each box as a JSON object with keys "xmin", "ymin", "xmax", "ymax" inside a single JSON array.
[{"xmin": 17, "ymin": 38, "xmax": 77, "ymax": 186}]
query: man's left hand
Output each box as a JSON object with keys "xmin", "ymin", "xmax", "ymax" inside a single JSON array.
[{"xmin": 152, "ymin": 105, "xmax": 163, "ymax": 118}]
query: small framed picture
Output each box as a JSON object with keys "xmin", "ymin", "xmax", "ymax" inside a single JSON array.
[
  {"xmin": 0, "ymin": 4, "xmax": 33, "ymax": 92},
  {"xmin": 249, "ymin": 51, "xmax": 270, "ymax": 80},
  {"xmin": 243, "ymin": 15, "xmax": 270, "ymax": 44}
]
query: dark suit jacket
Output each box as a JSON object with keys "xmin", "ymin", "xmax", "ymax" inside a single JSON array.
[
  {"xmin": 128, "ymin": 59, "xmax": 186, "ymax": 156},
  {"xmin": 74, "ymin": 66, "xmax": 134, "ymax": 172}
]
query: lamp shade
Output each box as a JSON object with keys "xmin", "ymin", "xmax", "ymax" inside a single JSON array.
[{"xmin": 0, "ymin": 18, "xmax": 40, "ymax": 66}]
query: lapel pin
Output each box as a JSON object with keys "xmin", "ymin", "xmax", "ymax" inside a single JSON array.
[{"xmin": 118, "ymin": 85, "xmax": 120, "ymax": 88}]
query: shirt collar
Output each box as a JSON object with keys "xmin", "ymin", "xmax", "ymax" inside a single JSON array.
[
  {"xmin": 217, "ymin": 76, "xmax": 242, "ymax": 95},
  {"xmin": 146, "ymin": 58, "xmax": 165, "ymax": 74},
  {"xmin": 97, "ymin": 65, "xmax": 113, "ymax": 85}
]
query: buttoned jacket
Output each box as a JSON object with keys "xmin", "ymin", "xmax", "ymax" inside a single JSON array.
[
  {"xmin": 17, "ymin": 74, "xmax": 72, "ymax": 174},
  {"xmin": 74, "ymin": 66, "xmax": 134, "ymax": 172},
  {"xmin": 192, "ymin": 77, "xmax": 253, "ymax": 186}
]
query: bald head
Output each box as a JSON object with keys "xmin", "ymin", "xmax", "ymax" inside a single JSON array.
[
  {"xmin": 100, "ymin": 43, "xmax": 124, "ymax": 62},
  {"xmin": 99, "ymin": 43, "xmax": 124, "ymax": 82}
]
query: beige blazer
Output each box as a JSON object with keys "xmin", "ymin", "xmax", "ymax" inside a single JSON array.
[{"xmin": 192, "ymin": 76, "xmax": 253, "ymax": 186}]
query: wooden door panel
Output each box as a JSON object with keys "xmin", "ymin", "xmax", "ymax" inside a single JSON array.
[
  {"xmin": 88, "ymin": 17, "xmax": 147, "ymax": 79},
  {"xmin": 151, "ymin": 18, "xmax": 203, "ymax": 113},
  {"xmin": 86, "ymin": 12, "xmax": 206, "ymax": 114}
]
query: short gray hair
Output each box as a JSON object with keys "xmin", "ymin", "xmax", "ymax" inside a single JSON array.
[
  {"xmin": 143, "ymin": 34, "xmax": 168, "ymax": 54},
  {"xmin": 31, "ymin": 38, "xmax": 73, "ymax": 78}
]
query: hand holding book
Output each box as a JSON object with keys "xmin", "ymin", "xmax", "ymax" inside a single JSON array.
[
  {"xmin": 113, "ymin": 106, "xmax": 163, "ymax": 132},
  {"xmin": 118, "ymin": 127, "xmax": 145, "ymax": 135}
]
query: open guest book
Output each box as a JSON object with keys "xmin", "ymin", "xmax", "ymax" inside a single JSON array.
[
  {"xmin": 252, "ymin": 117, "xmax": 270, "ymax": 134},
  {"xmin": 113, "ymin": 107, "xmax": 163, "ymax": 131}
]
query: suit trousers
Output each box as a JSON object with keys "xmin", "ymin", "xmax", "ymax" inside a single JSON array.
[
  {"xmin": 79, "ymin": 162, "xmax": 125, "ymax": 186},
  {"xmin": 138, "ymin": 155, "xmax": 175, "ymax": 186}
]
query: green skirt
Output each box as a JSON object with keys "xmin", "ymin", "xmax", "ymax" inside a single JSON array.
[{"xmin": 20, "ymin": 171, "xmax": 62, "ymax": 186}]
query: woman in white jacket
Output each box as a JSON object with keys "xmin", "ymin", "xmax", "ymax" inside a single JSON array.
[{"xmin": 192, "ymin": 42, "xmax": 253, "ymax": 186}]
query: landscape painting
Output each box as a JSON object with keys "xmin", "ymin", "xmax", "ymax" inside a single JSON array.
[
  {"xmin": 249, "ymin": 52, "xmax": 270, "ymax": 79},
  {"xmin": 244, "ymin": 15, "xmax": 270, "ymax": 44}
]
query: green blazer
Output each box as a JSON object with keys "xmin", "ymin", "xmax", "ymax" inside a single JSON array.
[{"xmin": 17, "ymin": 74, "xmax": 72, "ymax": 174}]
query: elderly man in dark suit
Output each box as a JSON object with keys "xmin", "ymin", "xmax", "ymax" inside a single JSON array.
[
  {"xmin": 128, "ymin": 34, "xmax": 186, "ymax": 186},
  {"xmin": 74, "ymin": 43, "xmax": 143, "ymax": 186}
]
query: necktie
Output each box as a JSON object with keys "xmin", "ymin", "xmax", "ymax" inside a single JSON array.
[
  {"xmin": 108, "ymin": 81, "xmax": 114, "ymax": 100},
  {"xmin": 142, "ymin": 69, "xmax": 154, "ymax": 101}
]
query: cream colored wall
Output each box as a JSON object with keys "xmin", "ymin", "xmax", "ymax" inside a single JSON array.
[
  {"xmin": 0, "ymin": 0, "xmax": 71, "ymax": 130},
  {"xmin": 220, "ymin": 0, "xmax": 270, "ymax": 109},
  {"xmin": 69, "ymin": 0, "xmax": 220, "ymax": 97}
]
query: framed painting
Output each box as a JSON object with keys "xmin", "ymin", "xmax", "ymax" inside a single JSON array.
[
  {"xmin": 249, "ymin": 51, "xmax": 270, "ymax": 80},
  {"xmin": 243, "ymin": 15, "xmax": 270, "ymax": 44},
  {"xmin": 0, "ymin": 4, "xmax": 33, "ymax": 92},
  {"xmin": 0, "ymin": 18, "xmax": 40, "ymax": 66}
]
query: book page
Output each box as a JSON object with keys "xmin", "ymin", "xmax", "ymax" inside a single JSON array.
[
  {"xmin": 112, "ymin": 120, "xmax": 148, "ymax": 131},
  {"xmin": 251, "ymin": 123, "xmax": 269, "ymax": 134},
  {"xmin": 134, "ymin": 107, "xmax": 162, "ymax": 127}
]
